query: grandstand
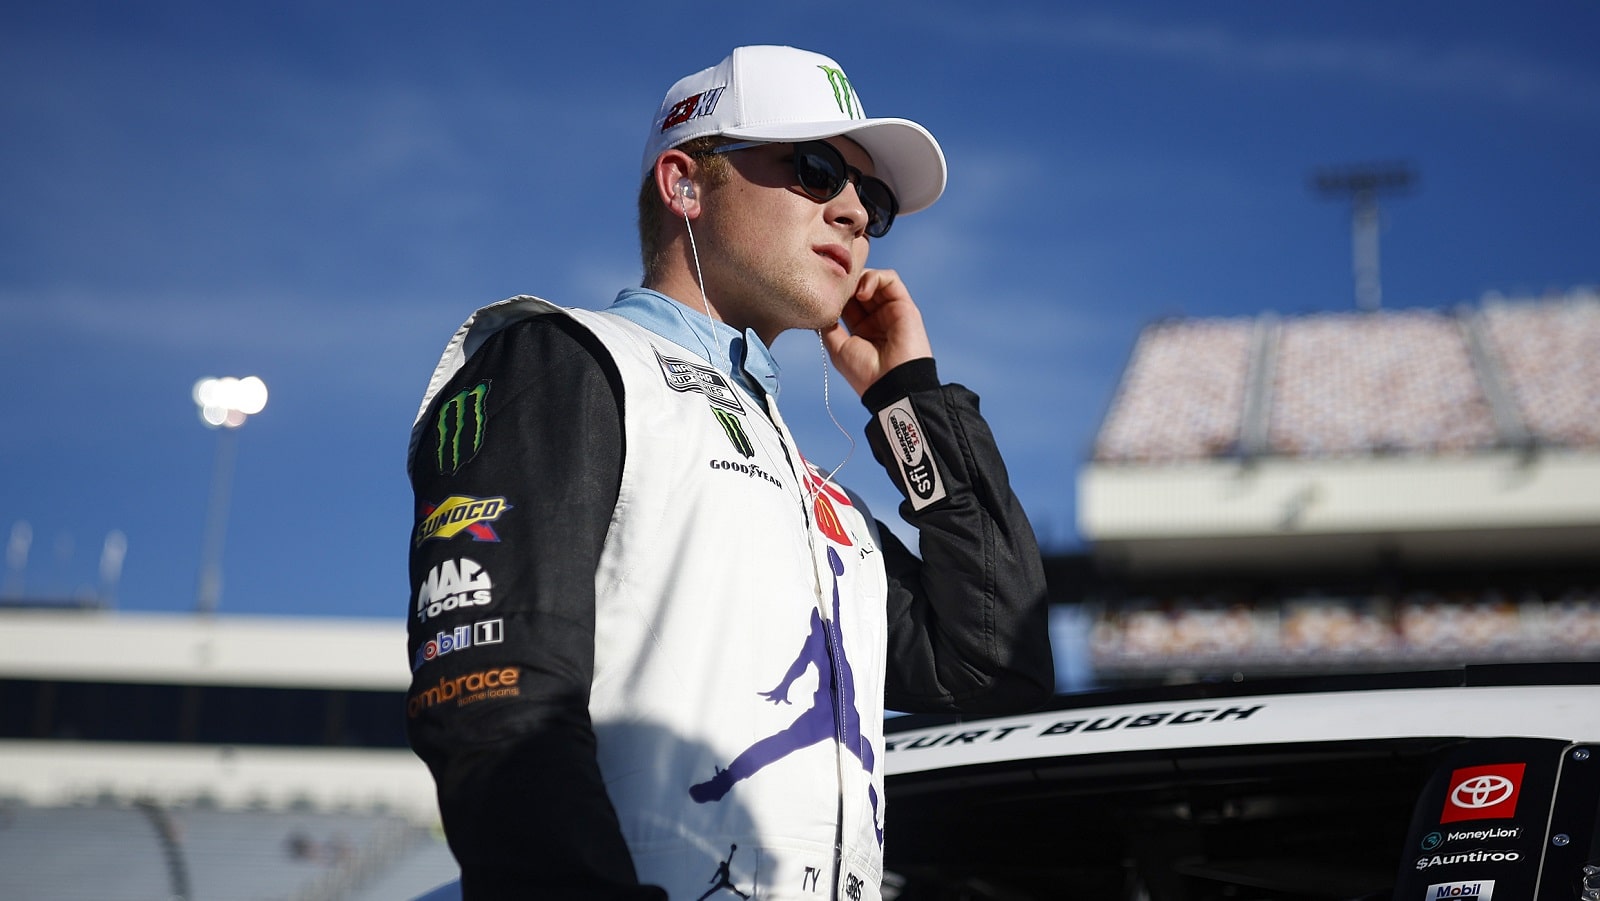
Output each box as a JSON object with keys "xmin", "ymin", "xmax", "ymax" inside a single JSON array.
[
  {"xmin": 1074, "ymin": 288, "xmax": 1600, "ymax": 684},
  {"xmin": 0, "ymin": 607, "xmax": 459, "ymax": 899}
]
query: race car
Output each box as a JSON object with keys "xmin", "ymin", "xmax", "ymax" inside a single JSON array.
[{"xmin": 882, "ymin": 663, "xmax": 1600, "ymax": 900}]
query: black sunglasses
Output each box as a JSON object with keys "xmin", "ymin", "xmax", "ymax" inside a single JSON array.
[{"xmin": 702, "ymin": 139, "xmax": 899, "ymax": 238}]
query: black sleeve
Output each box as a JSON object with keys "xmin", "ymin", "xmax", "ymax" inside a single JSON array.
[
  {"xmin": 861, "ymin": 358, "xmax": 1056, "ymax": 716},
  {"xmin": 405, "ymin": 315, "xmax": 667, "ymax": 900}
]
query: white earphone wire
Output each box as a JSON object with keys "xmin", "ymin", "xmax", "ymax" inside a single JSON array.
[
  {"xmin": 679, "ymin": 183, "xmax": 728, "ymax": 373},
  {"xmin": 679, "ymin": 180, "xmax": 853, "ymax": 495},
  {"xmin": 812, "ymin": 329, "xmax": 856, "ymax": 494}
]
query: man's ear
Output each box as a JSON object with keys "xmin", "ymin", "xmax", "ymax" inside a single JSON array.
[{"xmin": 654, "ymin": 149, "xmax": 700, "ymax": 218}]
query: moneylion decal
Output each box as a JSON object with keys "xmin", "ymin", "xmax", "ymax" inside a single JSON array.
[
  {"xmin": 435, "ymin": 381, "xmax": 490, "ymax": 475},
  {"xmin": 414, "ymin": 495, "xmax": 512, "ymax": 547},
  {"xmin": 655, "ymin": 347, "xmax": 745, "ymax": 413},
  {"xmin": 817, "ymin": 65, "xmax": 862, "ymax": 118}
]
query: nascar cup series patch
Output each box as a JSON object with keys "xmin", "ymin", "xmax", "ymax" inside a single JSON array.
[{"xmin": 878, "ymin": 398, "xmax": 946, "ymax": 511}]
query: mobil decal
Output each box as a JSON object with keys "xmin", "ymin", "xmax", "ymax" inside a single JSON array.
[
  {"xmin": 1441, "ymin": 763, "xmax": 1525, "ymax": 824},
  {"xmin": 1426, "ymin": 881, "xmax": 1493, "ymax": 900},
  {"xmin": 412, "ymin": 618, "xmax": 505, "ymax": 670},
  {"xmin": 878, "ymin": 398, "xmax": 946, "ymax": 510},
  {"xmin": 414, "ymin": 495, "xmax": 511, "ymax": 547}
]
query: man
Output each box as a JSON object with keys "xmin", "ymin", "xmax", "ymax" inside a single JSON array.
[{"xmin": 404, "ymin": 45, "xmax": 1053, "ymax": 900}]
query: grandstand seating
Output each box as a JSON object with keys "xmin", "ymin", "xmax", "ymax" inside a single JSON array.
[
  {"xmin": 1481, "ymin": 292, "xmax": 1600, "ymax": 447},
  {"xmin": 1267, "ymin": 309, "xmax": 1497, "ymax": 456},
  {"xmin": 1091, "ymin": 317, "xmax": 1254, "ymax": 462},
  {"xmin": 1086, "ymin": 583, "xmax": 1600, "ymax": 680},
  {"xmin": 1093, "ymin": 290, "xmax": 1600, "ymax": 462}
]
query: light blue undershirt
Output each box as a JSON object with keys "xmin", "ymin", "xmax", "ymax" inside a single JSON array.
[{"xmin": 605, "ymin": 287, "xmax": 782, "ymax": 402}]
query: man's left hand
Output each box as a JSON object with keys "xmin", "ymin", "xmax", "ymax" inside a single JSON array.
[{"xmin": 821, "ymin": 268, "xmax": 934, "ymax": 396}]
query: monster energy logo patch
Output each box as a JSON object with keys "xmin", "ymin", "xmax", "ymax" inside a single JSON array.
[
  {"xmin": 435, "ymin": 381, "xmax": 490, "ymax": 475},
  {"xmin": 655, "ymin": 348, "xmax": 744, "ymax": 413},
  {"xmin": 818, "ymin": 65, "xmax": 861, "ymax": 119},
  {"xmin": 712, "ymin": 407, "xmax": 754, "ymax": 458}
]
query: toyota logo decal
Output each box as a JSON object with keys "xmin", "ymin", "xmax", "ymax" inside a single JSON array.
[
  {"xmin": 1452, "ymin": 775, "xmax": 1515, "ymax": 809},
  {"xmin": 1441, "ymin": 762, "xmax": 1525, "ymax": 824}
]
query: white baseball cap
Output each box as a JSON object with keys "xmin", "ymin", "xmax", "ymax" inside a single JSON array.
[{"xmin": 641, "ymin": 45, "xmax": 947, "ymax": 215}]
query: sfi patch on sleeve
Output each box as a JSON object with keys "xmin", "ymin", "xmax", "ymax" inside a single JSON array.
[{"xmin": 877, "ymin": 398, "xmax": 947, "ymax": 510}]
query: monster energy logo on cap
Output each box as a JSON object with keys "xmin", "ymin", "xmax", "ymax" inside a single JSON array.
[
  {"xmin": 436, "ymin": 381, "xmax": 490, "ymax": 475},
  {"xmin": 817, "ymin": 65, "xmax": 862, "ymax": 118}
]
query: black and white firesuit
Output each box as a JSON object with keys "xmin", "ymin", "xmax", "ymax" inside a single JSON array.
[{"xmin": 404, "ymin": 287, "xmax": 1053, "ymax": 900}]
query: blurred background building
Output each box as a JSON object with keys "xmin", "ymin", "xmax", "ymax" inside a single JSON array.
[
  {"xmin": 0, "ymin": 610, "xmax": 454, "ymax": 899},
  {"xmin": 1070, "ymin": 287, "xmax": 1600, "ymax": 686}
]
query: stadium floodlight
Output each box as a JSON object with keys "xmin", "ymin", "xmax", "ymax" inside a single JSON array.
[
  {"xmin": 191, "ymin": 376, "xmax": 268, "ymax": 614},
  {"xmin": 1311, "ymin": 162, "xmax": 1417, "ymax": 312},
  {"xmin": 192, "ymin": 375, "xmax": 268, "ymax": 428}
]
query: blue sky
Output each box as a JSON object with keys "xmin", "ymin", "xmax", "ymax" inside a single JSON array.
[{"xmin": 3, "ymin": 1, "xmax": 1596, "ymax": 619}]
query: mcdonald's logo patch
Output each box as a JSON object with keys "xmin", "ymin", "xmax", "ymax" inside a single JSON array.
[
  {"xmin": 805, "ymin": 466, "xmax": 853, "ymax": 547},
  {"xmin": 435, "ymin": 381, "xmax": 490, "ymax": 475},
  {"xmin": 812, "ymin": 491, "xmax": 851, "ymax": 546}
]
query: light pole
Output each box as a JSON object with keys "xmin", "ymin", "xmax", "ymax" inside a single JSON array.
[
  {"xmin": 192, "ymin": 376, "xmax": 267, "ymax": 615},
  {"xmin": 1311, "ymin": 162, "xmax": 1417, "ymax": 312}
]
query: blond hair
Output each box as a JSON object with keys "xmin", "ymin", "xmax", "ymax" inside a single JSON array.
[{"xmin": 637, "ymin": 136, "xmax": 735, "ymax": 280}]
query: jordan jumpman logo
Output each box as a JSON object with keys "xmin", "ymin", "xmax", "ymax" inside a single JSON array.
[{"xmin": 688, "ymin": 547, "xmax": 883, "ymax": 845}]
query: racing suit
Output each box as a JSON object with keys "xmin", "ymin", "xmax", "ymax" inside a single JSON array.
[{"xmin": 404, "ymin": 289, "xmax": 1053, "ymax": 900}]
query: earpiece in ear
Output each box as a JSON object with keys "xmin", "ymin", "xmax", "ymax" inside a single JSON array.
[{"xmin": 675, "ymin": 178, "xmax": 697, "ymax": 213}]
